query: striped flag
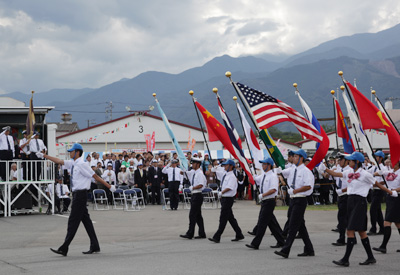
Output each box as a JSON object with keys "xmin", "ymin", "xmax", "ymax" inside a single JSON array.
[
  {"xmin": 217, "ymin": 97, "xmax": 254, "ymax": 184},
  {"xmin": 334, "ymin": 98, "xmax": 355, "ymax": 154},
  {"xmin": 259, "ymin": 129, "xmax": 286, "ymax": 169}
]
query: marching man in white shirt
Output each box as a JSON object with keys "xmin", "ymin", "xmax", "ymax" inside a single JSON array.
[
  {"xmin": 274, "ymin": 149, "xmax": 315, "ymax": 258},
  {"xmin": 208, "ymin": 159, "xmax": 244, "ymax": 243},
  {"xmin": 43, "ymin": 143, "xmax": 115, "ymax": 256},
  {"xmin": 246, "ymin": 157, "xmax": 285, "ymax": 250}
]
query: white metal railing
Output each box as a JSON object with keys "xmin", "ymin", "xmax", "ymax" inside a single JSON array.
[{"xmin": 0, "ymin": 160, "xmax": 56, "ymax": 217}]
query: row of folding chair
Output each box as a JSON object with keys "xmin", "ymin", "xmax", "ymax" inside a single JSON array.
[{"xmin": 92, "ymin": 188, "xmax": 145, "ymax": 211}]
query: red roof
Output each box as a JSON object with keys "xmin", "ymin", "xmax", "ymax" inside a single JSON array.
[{"xmin": 57, "ymin": 112, "xmax": 205, "ymax": 139}]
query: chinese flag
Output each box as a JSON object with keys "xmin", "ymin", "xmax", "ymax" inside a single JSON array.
[{"xmin": 346, "ymin": 82, "xmax": 400, "ymax": 166}]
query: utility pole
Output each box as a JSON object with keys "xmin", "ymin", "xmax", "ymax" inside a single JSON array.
[
  {"xmin": 105, "ymin": 101, "xmax": 114, "ymax": 121},
  {"xmin": 87, "ymin": 119, "xmax": 96, "ymax": 128}
]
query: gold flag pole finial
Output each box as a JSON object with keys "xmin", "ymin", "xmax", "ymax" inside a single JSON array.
[
  {"xmin": 338, "ymin": 71, "xmax": 344, "ymax": 80},
  {"xmin": 189, "ymin": 90, "xmax": 194, "ymax": 96},
  {"xmin": 331, "ymin": 90, "xmax": 335, "ymax": 95},
  {"xmin": 340, "ymin": 85, "xmax": 345, "ymax": 91},
  {"xmin": 371, "ymin": 90, "xmax": 376, "ymax": 95},
  {"xmin": 225, "ymin": 71, "xmax": 232, "ymax": 83},
  {"xmin": 152, "ymin": 93, "xmax": 157, "ymax": 98},
  {"xmin": 212, "ymin": 88, "xmax": 218, "ymax": 94},
  {"xmin": 233, "ymin": 96, "xmax": 237, "ymax": 101},
  {"xmin": 31, "ymin": 90, "xmax": 35, "ymax": 94}
]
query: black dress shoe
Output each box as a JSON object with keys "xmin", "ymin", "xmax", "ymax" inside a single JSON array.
[
  {"xmin": 367, "ymin": 231, "xmax": 377, "ymax": 236},
  {"xmin": 331, "ymin": 228, "xmax": 339, "ymax": 233},
  {"xmin": 297, "ymin": 252, "xmax": 315, "ymax": 257},
  {"xmin": 231, "ymin": 236, "xmax": 245, "ymax": 242},
  {"xmin": 245, "ymin": 244, "xmax": 258, "ymax": 250},
  {"xmin": 274, "ymin": 250, "xmax": 288, "ymax": 258},
  {"xmin": 270, "ymin": 243, "xmax": 284, "ymax": 248},
  {"xmin": 333, "ymin": 259, "xmax": 349, "ymax": 267},
  {"xmin": 397, "ymin": 249, "xmax": 400, "ymax": 252},
  {"xmin": 359, "ymin": 258, "xmax": 376, "ymax": 265},
  {"xmin": 247, "ymin": 231, "xmax": 256, "ymax": 236},
  {"xmin": 208, "ymin": 237, "xmax": 220, "ymax": 243},
  {"xmin": 50, "ymin": 248, "xmax": 67, "ymax": 256},
  {"xmin": 194, "ymin": 236, "xmax": 206, "ymax": 239},
  {"xmin": 332, "ymin": 241, "xmax": 346, "ymax": 246},
  {"xmin": 179, "ymin": 234, "xmax": 193, "ymax": 239},
  {"xmin": 372, "ymin": 247, "xmax": 386, "ymax": 254},
  {"xmin": 377, "ymin": 230, "xmax": 384, "ymax": 235},
  {"xmin": 82, "ymin": 249, "xmax": 100, "ymax": 254}
]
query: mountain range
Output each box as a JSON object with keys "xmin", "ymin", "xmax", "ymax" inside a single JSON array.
[{"xmin": 2, "ymin": 23, "xmax": 400, "ymax": 133}]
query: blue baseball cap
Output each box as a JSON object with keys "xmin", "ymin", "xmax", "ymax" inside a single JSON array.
[
  {"xmin": 344, "ymin": 151, "xmax": 365, "ymax": 163},
  {"xmin": 374, "ymin": 151, "xmax": 385, "ymax": 158},
  {"xmin": 67, "ymin": 143, "xmax": 83, "ymax": 152},
  {"xmin": 259, "ymin": 157, "xmax": 274, "ymax": 166},
  {"xmin": 221, "ymin": 159, "xmax": 235, "ymax": 166},
  {"xmin": 292, "ymin": 149, "xmax": 307, "ymax": 159}
]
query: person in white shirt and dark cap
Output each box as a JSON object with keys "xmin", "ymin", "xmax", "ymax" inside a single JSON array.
[
  {"xmin": 274, "ymin": 149, "xmax": 315, "ymax": 259},
  {"xmin": 43, "ymin": 143, "xmax": 115, "ymax": 256},
  {"xmin": 0, "ymin": 126, "xmax": 15, "ymax": 181},
  {"xmin": 208, "ymin": 159, "xmax": 244, "ymax": 243},
  {"xmin": 367, "ymin": 150, "xmax": 387, "ymax": 236},
  {"xmin": 246, "ymin": 157, "xmax": 285, "ymax": 250},
  {"xmin": 324, "ymin": 151, "xmax": 377, "ymax": 266},
  {"xmin": 180, "ymin": 157, "xmax": 206, "ymax": 239},
  {"xmin": 372, "ymin": 159, "xmax": 400, "ymax": 254},
  {"xmin": 29, "ymin": 131, "xmax": 47, "ymax": 181},
  {"xmin": 162, "ymin": 159, "xmax": 182, "ymax": 210}
]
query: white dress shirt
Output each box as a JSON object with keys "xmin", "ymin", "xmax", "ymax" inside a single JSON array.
[
  {"xmin": 255, "ymin": 170, "xmax": 279, "ymax": 200},
  {"xmin": 63, "ymin": 157, "xmax": 95, "ymax": 191},
  {"xmin": 381, "ymin": 169, "xmax": 400, "ymax": 191},
  {"xmin": 19, "ymin": 138, "xmax": 30, "ymax": 154},
  {"xmin": 102, "ymin": 169, "xmax": 116, "ymax": 183},
  {"xmin": 334, "ymin": 165, "xmax": 351, "ymax": 195},
  {"xmin": 0, "ymin": 131, "xmax": 15, "ymax": 155},
  {"xmin": 368, "ymin": 163, "xmax": 388, "ymax": 189},
  {"xmin": 162, "ymin": 166, "xmax": 183, "ymax": 183},
  {"xmin": 211, "ymin": 165, "xmax": 225, "ymax": 181},
  {"xmin": 281, "ymin": 164, "xmax": 314, "ymax": 197},
  {"xmin": 56, "ymin": 183, "xmax": 70, "ymax": 198},
  {"xmin": 185, "ymin": 168, "xmax": 206, "ymax": 193},
  {"xmin": 29, "ymin": 138, "xmax": 47, "ymax": 153},
  {"xmin": 118, "ymin": 171, "xmax": 129, "ymax": 185},
  {"xmin": 343, "ymin": 168, "xmax": 375, "ymax": 197},
  {"xmin": 219, "ymin": 170, "xmax": 238, "ymax": 197}
]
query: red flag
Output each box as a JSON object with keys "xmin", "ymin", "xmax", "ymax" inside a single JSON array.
[
  {"xmin": 346, "ymin": 82, "xmax": 400, "ymax": 166},
  {"xmin": 334, "ymin": 99, "xmax": 355, "ymax": 154}
]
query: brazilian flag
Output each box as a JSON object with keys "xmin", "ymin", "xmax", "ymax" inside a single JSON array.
[{"xmin": 259, "ymin": 129, "xmax": 286, "ymax": 169}]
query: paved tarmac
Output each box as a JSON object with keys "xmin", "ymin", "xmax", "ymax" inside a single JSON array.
[{"xmin": 0, "ymin": 201, "xmax": 399, "ymax": 275}]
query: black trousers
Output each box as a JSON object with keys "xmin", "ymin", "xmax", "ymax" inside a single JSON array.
[
  {"xmin": 55, "ymin": 197, "xmax": 71, "ymax": 212},
  {"xmin": 29, "ymin": 153, "xmax": 42, "ymax": 181},
  {"xmin": 369, "ymin": 189, "xmax": 384, "ymax": 232},
  {"xmin": 337, "ymin": 195, "xmax": 348, "ymax": 242},
  {"xmin": 281, "ymin": 197, "xmax": 314, "ymax": 255},
  {"xmin": 282, "ymin": 198, "xmax": 293, "ymax": 236},
  {"xmin": 59, "ymin": 190, "xmax": 99, "ymax": 254},
  {"xmin": 213, "ymin": 197, "xmax": 243, "ymax": 241},
  {"xmin": 0, "ymin": 150, "xmax": 13, "ymax": 181},
  {"xmin": 169, "ymin": 181, "xmax": 180, "ymax": 210},
  {"xmin": 151, "ymin": 184, "xmax": 161, "ymax": 204},
  {"xmin": 186, "ymin": 193, "xmax": 205, "ymax": 237},
  {"xmin": 251, "ymin": 199, "xmax": 285, "ymax": 248}
]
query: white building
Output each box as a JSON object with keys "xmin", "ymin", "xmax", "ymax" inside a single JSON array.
[{"xmin": 56, "ymin": 111, "xmax": 224, "ymax": 156}]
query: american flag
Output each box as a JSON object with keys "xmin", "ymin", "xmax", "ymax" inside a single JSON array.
[{"xmin": 235, "ymin": 82, "xmax": 323, "ymax": 142}]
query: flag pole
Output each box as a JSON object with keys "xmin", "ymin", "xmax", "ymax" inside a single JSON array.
[
  {"xmin": 339, "ymin": 71, "xmax": 388, "ymax": 188},
  {"xmin": 330, "ymin": 90, "xmax": 339, "ymax": 150},
  {"xmin": 340, "ymin": 85, "xmax": 361, "ymax": 151},
  {"xmin": 372, "ymin": 90, "xmax": 400, "ymax": 135},
  {"xmin": 189, "ymin": 90, "xmax": 214, "ymax": 164},
  {"xmin": 225, "ymin": 71, "xmax": 278, "ymax": 166}
]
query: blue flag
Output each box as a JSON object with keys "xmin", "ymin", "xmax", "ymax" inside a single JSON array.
[{"xmin": 155, "ymin": 99, "xmax": 188, "ymax": 170}]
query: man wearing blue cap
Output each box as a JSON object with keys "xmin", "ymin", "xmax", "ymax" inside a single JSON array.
[
  {"xmin": 274, "ymin": 149, "xmax": 315, "ymax": 258},
  {"xmin": 324, "ymin": 151, "xmax": 377, "ymax": 266},
  {"xmin": 209, "ymin": 159, "xmax": 244, "ymax": 243},
  {"xmin": 43, "ymin": 143, "xmax": 115, "ymax": 256},
  {"xmin": 367, "ymin": 150, "xmax": 387, "ymax": 236},
  {"xmin": 246, "ymin": 157, "xmax": 285, "ymax": 250}
]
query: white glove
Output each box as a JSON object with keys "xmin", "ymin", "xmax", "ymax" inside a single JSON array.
[
  {"xmin": 218, "ymin": 192, "xmax": 222, "ymax": 198},
  {"xmin": 336, "ymin": 189, "xmax": 343, "ymax": 196},
  {"xmin": 391, "ymin": 190, "xmax": 398, "ymax": 197},
  {"xmin": 258, "ymin": 194, "xmax": 263, "ymax": 201},
  {"xmin": 288, "ymin": 189, "xmax": 294, "ymax": 196},
  {"xmin": 36, "ymin": 152, "xmax": 44, "ymax": 159},
  {"xmin": 179, "ymin": 184, "xmax": 183, "ymax": 191},
  {"xmin": 275, "ymin": 167, "xmax": 282, "ymax": 174},
  {"xmin": 109, "ymin": 185, "xmax": 116, "ymax": 192},
  {"xmin": 189, "ymin": 186, "xmax": 193, "ymax": 191},
  {"xmin": 377, "ymin": 170, "xmax": 384, "ymax": 176}
]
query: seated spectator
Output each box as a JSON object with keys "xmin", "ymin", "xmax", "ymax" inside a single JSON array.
[
  {"xmin": 122, "ymin": 155, "xmax": 130, "ymax": 168},
  {"xmin": 205, "ymin": 164, "xmax": 216, "ymax": 185},
  {"xmin": 118, "ymin": 165, "xmax": 129, "ymax": 186},
  {"xmin": 10, "ymin": 163, "xmax": 18, "ymax": 181},
  {"xmin": 128, "ymin": 166, "xmax": 135, "ymax": 186},
  {"xmin": 102, "ymin": 163, "xmax": 116, "ymax": 185},
  {"xmin": 55, "ymin": 176, "xmax": 71, "ymax": 212}
]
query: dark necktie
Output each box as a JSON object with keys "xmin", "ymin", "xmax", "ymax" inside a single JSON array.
[
  {"xmin": 261, "ymin": 174, "xmax": 266, "ymax": 193},
  {"xmin": 173, "ymin": 167, "xmax": 175, "ymax": 181},
  {"xmin": 36, "ymin": 139, "xmax": 40, "ymax": 152},
  {"xmin": 192, "ymin": 172, "xmax": 196, "ymax": 186},
  {"xmin": 291, "ymin": 168, "xmax": 297, "ymax": 189},
  {"xmin": 60, "ymin": 185, "xmax": 64, "ymax": 196},
  {"xmin": 6, "ymin": 136, "xmax": 11, "ymax": 151},
  {"xmin": 221, "ymin": 174, "xmax": 226, "ymax": 189},
  {"xmin": 338, "ymin": 168, "xmax": 343, "ymax": 189}
]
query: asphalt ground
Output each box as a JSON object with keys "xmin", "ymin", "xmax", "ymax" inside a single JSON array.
[{"xmin": 0, "ymin": 200, "xmax": 399, "ymax": 275}]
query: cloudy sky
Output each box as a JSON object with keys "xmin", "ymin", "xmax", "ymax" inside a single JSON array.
[{"xmin": 0, "ymin": 0, "xmax": 399, "ymax": 93}]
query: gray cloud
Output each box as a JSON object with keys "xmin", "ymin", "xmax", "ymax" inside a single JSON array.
[{"xmin": 0, "ymin": 0, "xmax": 399, "ymax": 93}]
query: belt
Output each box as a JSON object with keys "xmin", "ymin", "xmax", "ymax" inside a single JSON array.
[
  {"xmin": 373, "ymin": 187, "xmax": 380, "ymax": 190},
  {"xmin": 292, "ymin": 194, "xmax": 306, "ymax": 198},
  {"xmin": 338, "ymin": 192, "xmax": 347, "ymax": 197},
  {"xmin": 192, "ymin": 190, "xmax": 202, "ymax": 194},
  {"xmin": 73, "ymin": 189, "xmax": 88, "ymax": 193},
  {"xmin": 261, "ymin": 197, "xmax": 275, "ymax": 201}
]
